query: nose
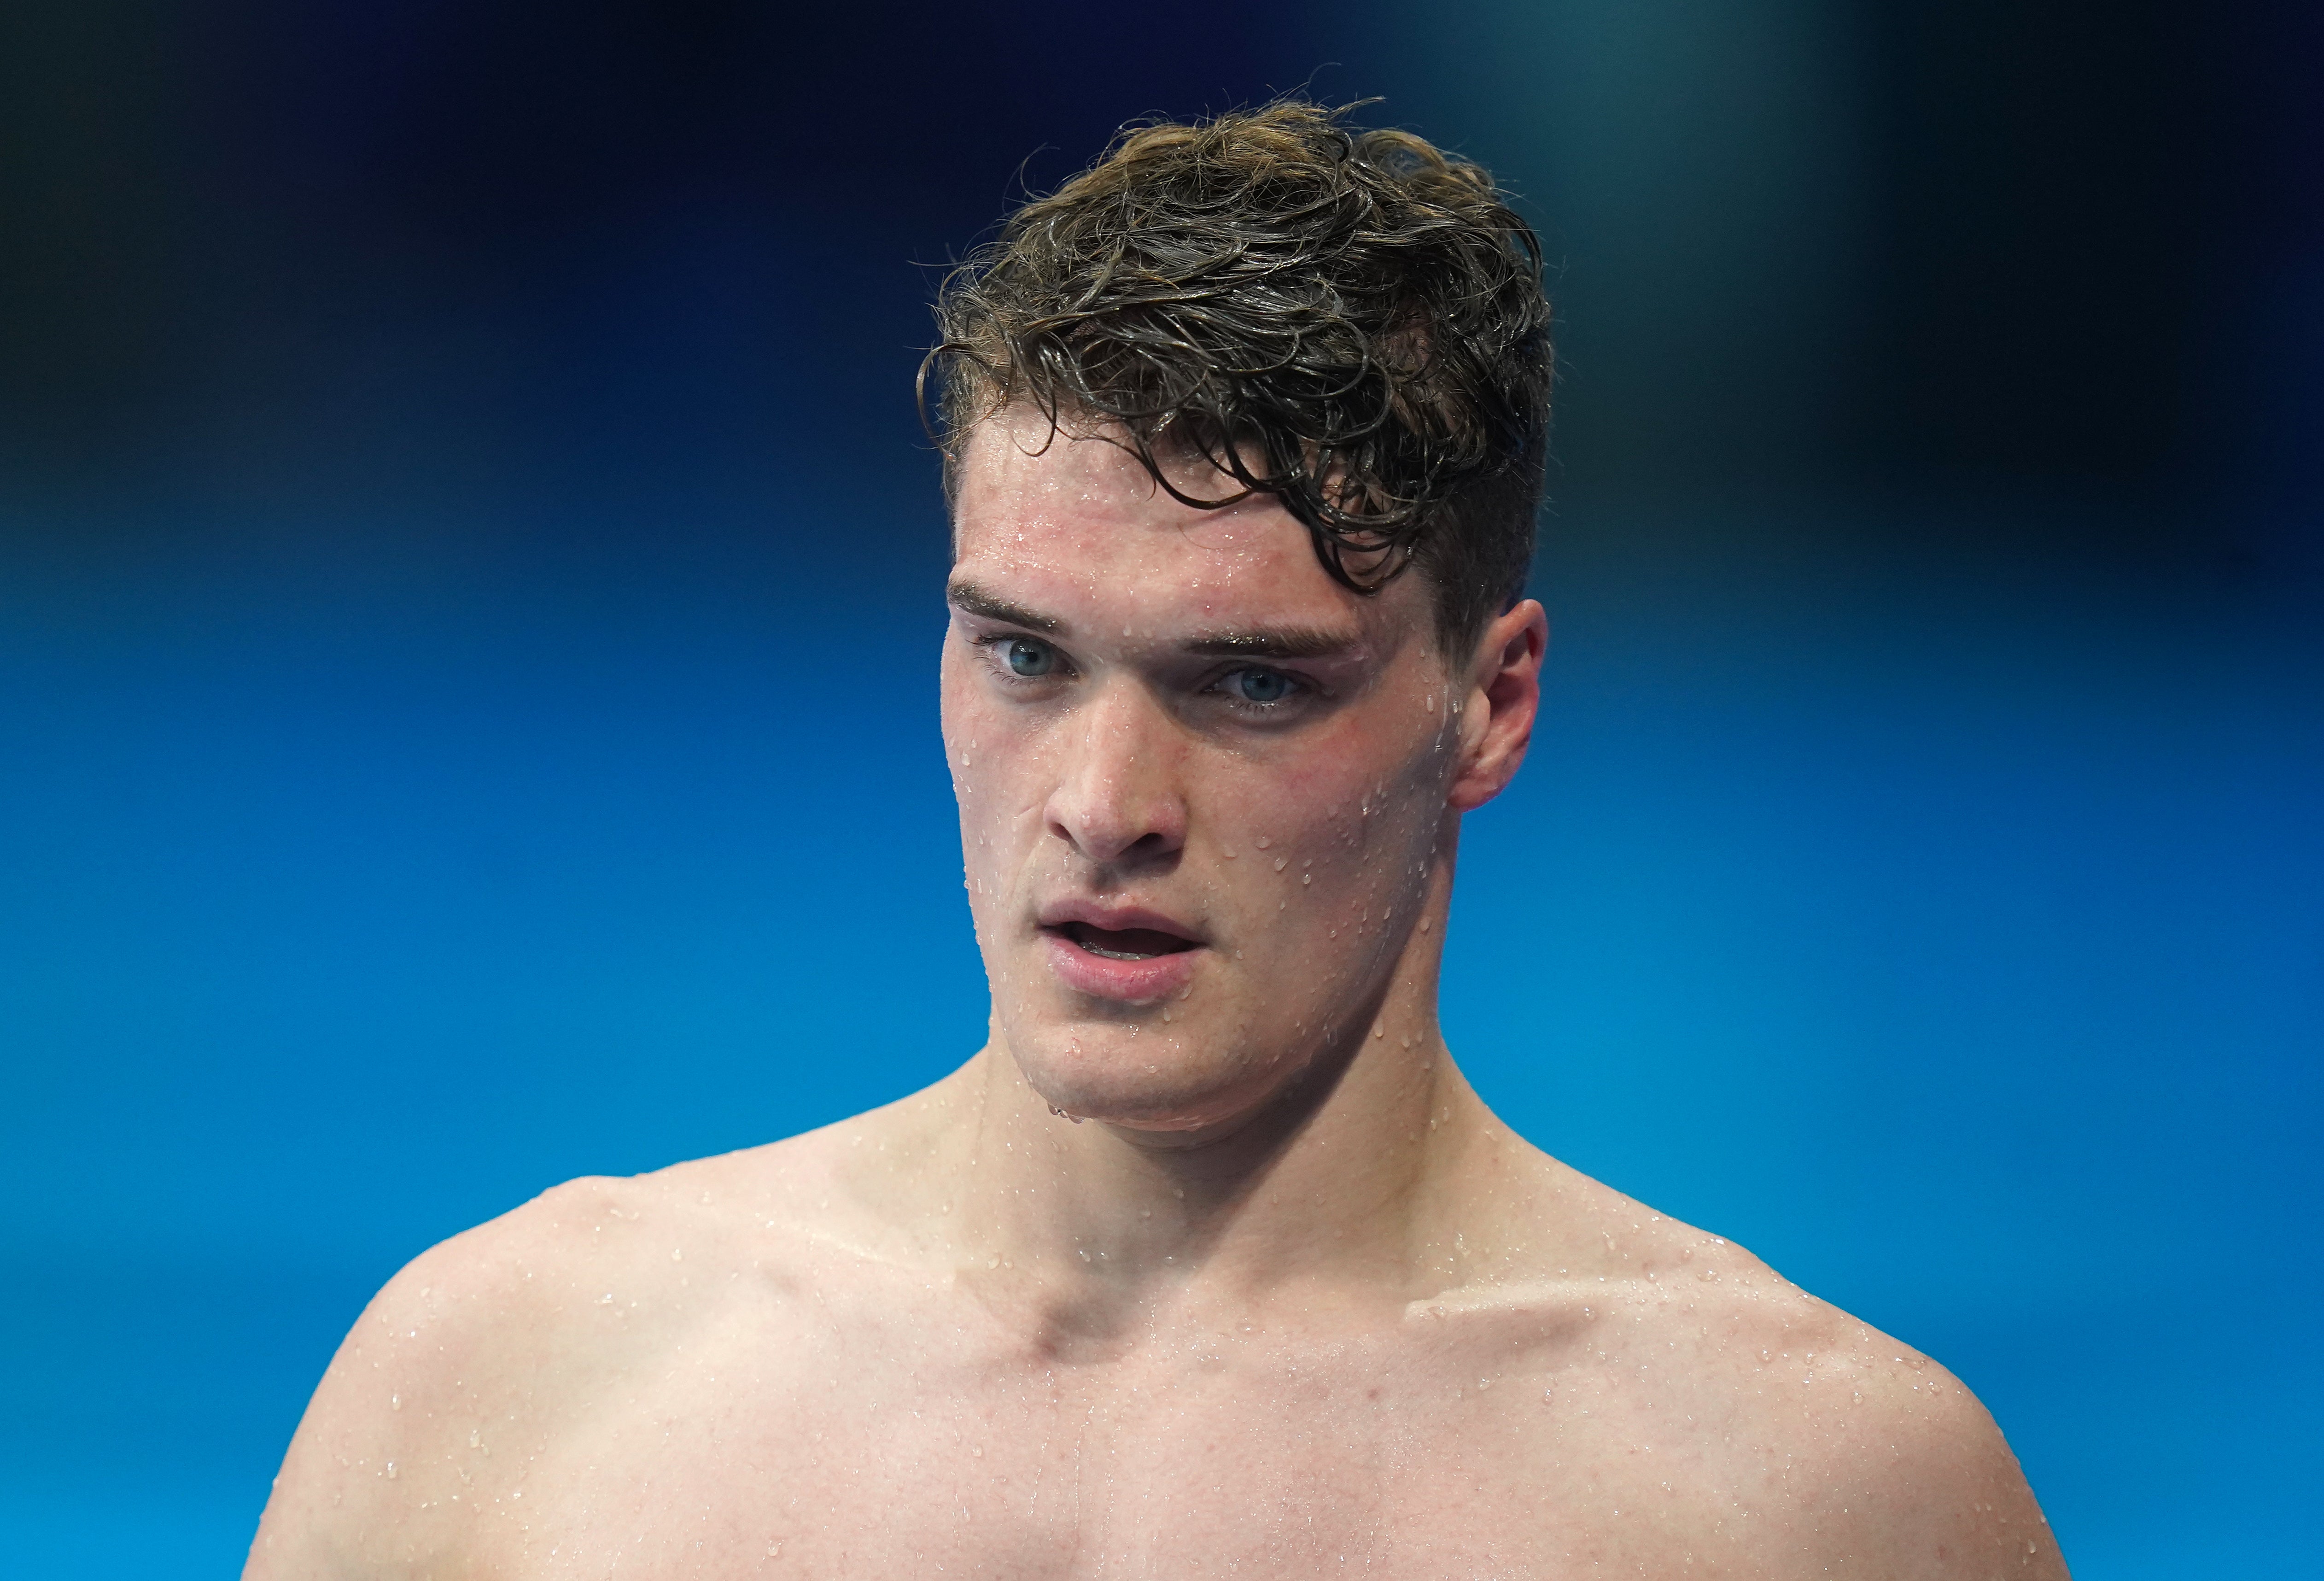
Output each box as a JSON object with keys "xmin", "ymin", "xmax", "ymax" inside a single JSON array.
[{"xmin": 1043, "ymin": 680, "xmax": 1187, "ymax": 866}]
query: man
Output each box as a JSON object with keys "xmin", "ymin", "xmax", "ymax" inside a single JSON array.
[{"xmin": 250, "ymin": 100, "xmax": 2068, "ymax": 1577}]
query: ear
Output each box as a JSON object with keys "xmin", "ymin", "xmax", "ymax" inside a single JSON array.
[{"xmin": 1447, "ymin": 599, "xmax": 1548, "ymax": 814}]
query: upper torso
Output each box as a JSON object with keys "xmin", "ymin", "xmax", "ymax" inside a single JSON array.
[{"xmin": 249, "ymin": 1113, "xmax": 2062, "ymax": 1580}]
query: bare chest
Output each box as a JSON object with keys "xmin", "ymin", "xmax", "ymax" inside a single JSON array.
[{"xmin": 458, "ymin": 1315, "xmax": 1750, "ymax": 1580}]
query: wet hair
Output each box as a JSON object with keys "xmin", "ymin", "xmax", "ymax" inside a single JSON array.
[{"xmin": 924, "ymin": 98, "xmax": 1554, "ymax": 659}]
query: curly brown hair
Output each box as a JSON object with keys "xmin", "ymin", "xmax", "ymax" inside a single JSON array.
[{"xmin": 924, "ymin": 99, "xmax": 1554, "ymax": 657}]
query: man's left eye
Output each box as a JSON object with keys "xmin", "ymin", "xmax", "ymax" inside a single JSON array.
[{"xmin": 1225, "ymin": 668, "xmax": 1296, "ymax": 705}]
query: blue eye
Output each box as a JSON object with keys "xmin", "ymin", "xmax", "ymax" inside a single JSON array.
[
  {"xmin": 1227, "ymin": 668, "xmax": 1295, "ymax": 705},
  {"xmin": 1000, "ymin": 638, "xmax": 1057, "ymax": 678}
]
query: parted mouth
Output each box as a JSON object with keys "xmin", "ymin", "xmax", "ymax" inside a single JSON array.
[{"xmin": 1052, "ymin": 921, "xmax": 1201, "ymax": 961}]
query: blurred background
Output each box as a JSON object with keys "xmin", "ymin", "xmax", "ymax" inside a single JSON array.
[{"xmin": 1, "ymin": 0, "xmax": 2317, "ymax": 1573}]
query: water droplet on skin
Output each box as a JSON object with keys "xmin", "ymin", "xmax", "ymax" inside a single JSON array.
[
  {"xmin": 987, "ymin": 1255, "xmax": 1000, "ymax": 1270},
  {"xmin": 1273, "ymin": 857, "xmax": 1287, "ymax": 871},
  {"xmin": 385, "ymin": 1462, "xmax": 398, "ymax": 1480},
  {"xmin": 1222, "ymin": 846, "xmax": 1237, "ymax": 859},
  {"xmin": 1372, "ymin": 1024, "xmax": 1385, "ymax": 1039},
  {"xmin": 1173, "ymin": 1187, "xmax": 1185, "ymax": 1199},
  {"xmin": 1255, "ymin": 835, "xmax": 1272, "ymax": 849},
  {"xmin": 469, "ymin": 1428, "xmax": 480, "ymax": 1449},
  {"xmin": 671, "ymin": 1248, "xmax": 682, "ymax": 1262},
  {"xmin": 1302, "ymin": 873, "xmax": 1312, "ymax": 885},
  {"xmin": 390, "ymin": 1394, "xmax": 401, "ymax": 1410},
  {"xmin": 1161, "ymin": 1006, "xmax": 1172, "ymax": 1021}
]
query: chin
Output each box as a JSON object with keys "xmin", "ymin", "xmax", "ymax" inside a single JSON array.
[{"xmin": 1003, "ymin": 1016, "xmax": 1280, "ymax": 1132}]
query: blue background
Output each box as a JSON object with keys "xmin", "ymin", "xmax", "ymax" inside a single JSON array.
[{"xmin": 1, "ymin": 2, "xmax": 2318, "ymax": 1575}]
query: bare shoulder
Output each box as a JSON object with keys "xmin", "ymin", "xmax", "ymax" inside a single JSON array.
[
  {"xmin": 243, "ymin": 1128, "xmax": 868, "ymax": 1579},
  {"xmin": 1484, "ymin": 1151, "xmax": 2067, "ymax": 1576}
]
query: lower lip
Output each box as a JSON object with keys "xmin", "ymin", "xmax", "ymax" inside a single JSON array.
[{"xmin": 1043, "ymin": 931, "xmax": 1201, "ymax": 1003}]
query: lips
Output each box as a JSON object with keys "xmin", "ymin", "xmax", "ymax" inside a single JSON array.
[
  {"xmin": 1039, "ymin": 905, "xmax": 1203, "ymax": 1003},
  {"xmin": 1057, "ymin": 922, "xmax": 1198, "ymax": 960}
]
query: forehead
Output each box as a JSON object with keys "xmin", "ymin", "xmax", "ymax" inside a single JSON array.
[{"xmin": 951, "ymin": 410, "xmax": 1429, "ymax": 638}]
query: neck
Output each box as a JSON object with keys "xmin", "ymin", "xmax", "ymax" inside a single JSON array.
[{"xmin": 912, "ymin": 866, "xmax": 1500, "ymax": 1327}]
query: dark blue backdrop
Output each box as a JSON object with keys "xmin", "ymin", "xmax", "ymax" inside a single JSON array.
[{"xmin": 2, "ymin": 2, "xmax": 2318, "ymax": 1575}]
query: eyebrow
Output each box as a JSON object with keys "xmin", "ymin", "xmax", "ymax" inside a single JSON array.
[
  {"xmin": 1182, "ymin": 627, "xmax": 1362, "ymax": 661},
  {"xmin": 947, "ymin": 581, "xmax": 1063, "ymax": 632},
  {"xmin": 948, "ymin": 579, "xmax": 1361, "ymax": 662}
]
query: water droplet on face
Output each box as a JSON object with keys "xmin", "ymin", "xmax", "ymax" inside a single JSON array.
[
  {"xmin": 1222, "ymin": 846, "xmax": 1237, "ymax": 859},
  {"xmin": 469, "ymin": 1428, "xmax": 481, "ymax": 1449},
  {"xmin": 385, "ymin": 1462, "xmax": 398, "ymax": 1480},
  {"xmin": 1302, "ymin": 873, "xmax": 1312, "ymax": 885},
  {"xmin": 987, "ymin": 1255, "xmax": 1000, "ymax": 1269},
  {"xmin": 390, "ymin": 1394, "xmax": 402, "ymax": 1410},
  {"xmin": 1255, "ymin": 835, "xmax": 1272, "ymax": 849},
  {"xmin": 671, "ymin": 1247, "xmax": 682, "ymax": 1262},
  {"xmin": 1273, "ymin": 856, "xmax": 1287, "ymax": 871}
]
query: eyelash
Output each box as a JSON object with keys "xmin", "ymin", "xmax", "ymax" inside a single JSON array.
[{"xmin": 975, "ymin": 634, "xmax": 1308, "ymax": 714}]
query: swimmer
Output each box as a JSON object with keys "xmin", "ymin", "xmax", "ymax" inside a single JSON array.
[{"xmin": 249, "ymin": 99, "xmax": 2068, "ymax": 1578}]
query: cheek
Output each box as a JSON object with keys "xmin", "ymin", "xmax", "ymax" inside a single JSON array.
[{"xmin": 1236, "ymin": 724, "xmax": 1451, "ymax": 933}]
